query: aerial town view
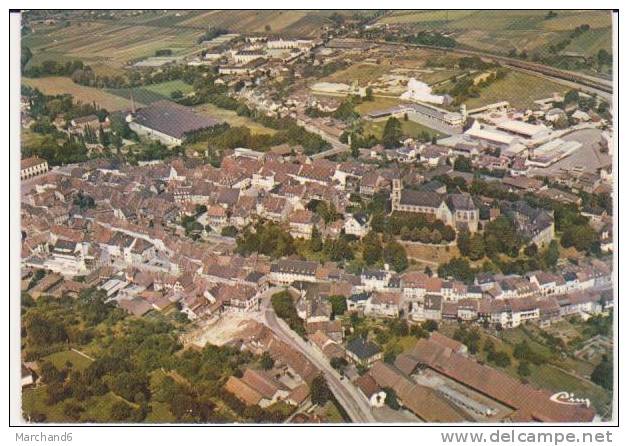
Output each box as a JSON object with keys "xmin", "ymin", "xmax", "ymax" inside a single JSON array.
[{"xmin": 17, "ymin": 10, "xmax": 614, "ymax": 424}]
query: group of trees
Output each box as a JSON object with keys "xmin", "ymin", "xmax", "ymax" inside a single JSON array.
[
  {"xmin": 401, "ymin": 31, "xmax": 457, "ymax": 48},
  {"xmin": 24, "ymin": 51, "xmax": 209, "ymax": 90},
  {"xmin": 591, "ymin": 354, "xmax": 612, "ymax": 390},
  {"xmin": 382, "ymin": 117, "xmax": 403, "ymax": 149},
  {"xmin": 445, "ymin": 68, "xmax": 508, "ymax": 105},
  {"xmin": 21, "ymin": 86, "xmax": 136, "ymax": 165},
  {"xmin": 187, "ymin": 98, "xmax": 331, "ymax": 156},
  {"xmin": 483, "ymin": 339, "xmax": 512, "ymax": 368},
  {"xmin": 361, "ymin": 231, "xmax": 408, "ymax": 272},
  {"xmin": 271, "ymin": 291, "xmax": 305, "ymax": 337},
  {"xmin": 23, "ymin": 285, "xmax": 273, "ymax": 423},
  {"xmin": 22, "ymin": 57, "xmax": 87, "ymax": 79},
  {"xmin": 305, "ymin": 94, "xmax": 368, "ymax": 123},
  {"xmin": 453, "ymin": 326, "xmax": 482, "ymax": 354},
  {"xmin": 508, "ymin": 23, "xmax": 610, "ymax": 73},
  {"xmin": 236, "ymin": 221, "xmax": 296, "ymax": 259}
]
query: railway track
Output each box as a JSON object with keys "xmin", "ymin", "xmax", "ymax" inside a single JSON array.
[{"xmin": 374, "ymin": 40, "xmax": 613, "ymax": 96}]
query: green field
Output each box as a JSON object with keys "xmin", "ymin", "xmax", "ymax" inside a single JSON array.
[
  {"xmin": 107, "ymin": 80, "xmax": 194, "ymax": 105},
  {"xmin": 193, "ymin": 103, "xmax": 277, "ymax": 135},
  {"xmin": 363, "ymin": 118, "xmax": 445, "ymax": 141},
  {"xmin": 143, "ymin": 80, "xmax": 193, "ymax": 96},
  {"xmin": 437, "ymin": 323, "xmax": 612, "ymax": 415},
  {"xmin": 462, "ymin": 70, "xmax": 568, "ymax": 110},
  {"xmin": 42, "ymin": 350, "xmax": 93, "ymax": 372},
  {"xmin": 22, "ymin": 76, "xmax": 134, "ymax": 111},
  {"xmin": 22, "ymin": 388, "xmax": 131, "ymax": 423},
  {"xmin": 378, "ymin": 10, "xmax": 612, "ymax": 59},
  {"xmin": 323, "ymin": 63, "xmax": 393, "ymax": 86},
  {"xmin": 22, "ymin": 10, "xmax": 341, "ymax": 71},
  {"xmin": 354, "ymin": 96, "xmax": 405, "ymax": 115},
  {"xmin": 22, "ymin": 15, "xmax": 204, "ymax": 68},
  {"xmin": 177, "ymin": 10, "xmax": 343, "ymax": 38}
]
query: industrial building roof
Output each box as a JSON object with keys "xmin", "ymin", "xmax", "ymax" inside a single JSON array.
[{"xmin": 131, "ymin": 100, "xmax": 221, "ymax": 140}]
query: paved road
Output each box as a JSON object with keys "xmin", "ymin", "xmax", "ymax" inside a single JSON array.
[
  {"xmin": 260, "ymin": 289, "xmax": 376, "ymax": 423},
  {"xmin": 295, "ymin": 120, "xmax": 350, "ymax": 160}
]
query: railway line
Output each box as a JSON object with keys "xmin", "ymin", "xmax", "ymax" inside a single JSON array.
[{"xmin": 374, "ymin": 40, "xmax": 613, "ymax": 98}]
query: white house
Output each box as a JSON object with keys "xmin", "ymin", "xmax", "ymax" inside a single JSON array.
[{"xmin": 344, "ymin": 213, "xmax": 369, "ymax": 238}]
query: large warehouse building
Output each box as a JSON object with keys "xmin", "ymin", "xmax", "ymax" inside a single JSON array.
[{"xmin": 127, "ymin": 100, "xmax": 221, "ymax": 146}]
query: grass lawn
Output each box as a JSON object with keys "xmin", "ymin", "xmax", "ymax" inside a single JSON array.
[
  {"xmin": 438, "ymin": 323, "xmax": 613, "ymax": 416},
  {"xmin": 42, "ymin": 349, "xmax": 93, "ymax": 372},
  {"xmin": 22, "ymin": 388, "xmax": 125, "ymax": 423},
  {"xmin": 463, "ymin": 70, "xmax": 568, "ymax": 110},
  {"xmin": 22, "ymin": 76, "xmax": 134, "ymax": 111},
  {"xmin": 323, "ymin": 63, "xmax": 392, "ymax": 86},
  {"xmin": 21, "ymin": 127, "xmax": 49, "ymax": 148},
  {"xmin": 322, "ymin": 400, "xmax": 344, "ymax": 423},
  {"xmin": 379, "ymin": 10, "xmax": 475, "ymax": 25},
  {"xmin": 145, "ymin": 402, "xmax": 176, "ymax": 423},
  {"xmin": 193, "ymin": 103, "xmax": 277, "ymax": 136},
  {"xmin": 22, "ymin": 387, "xmax": 67, "ymax": 421},
  {"xmin": 354, "ymin": 96, "xmax": 404, "ymax": 115},
  {"xmin": 106, "ymin": 81, "xmax": 194, "ymax": 106},
  {"xmin": 402, "ymin": 242, "xmax": 459, "ymax": 267},
  {"xmin": 362, "ymin": 119, "xmax": 445, "ymax": 141},
  {"xmin": 142, "ymin": 80, "xmax": 194, "ymax": 97},
  {"xmin": 528, "ymin": 364, "xmax": 611, "ymax": 415}
]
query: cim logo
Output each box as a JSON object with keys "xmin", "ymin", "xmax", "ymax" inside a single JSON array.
[{"xmin": 549, "ymin": 391, "xmax": 591, "ymax": 408}]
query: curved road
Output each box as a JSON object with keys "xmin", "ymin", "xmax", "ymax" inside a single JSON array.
[{"xmin": 260, "ymin": 289, "xmax": 376, "ymax": 423}]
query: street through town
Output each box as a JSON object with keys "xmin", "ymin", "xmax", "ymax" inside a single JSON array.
[{"xmin": 259, "ymin": 289, "xmax": 377, "ymax": 423}]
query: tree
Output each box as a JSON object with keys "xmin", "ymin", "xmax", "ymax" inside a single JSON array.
[
  {"xmin": 362, "ymin": 231, "xmax": 382, "ymax": 265},
  {"xmin": 430, "ymin": 229, "xmax": 442, "ymax": 244},
  {"xmin": 260, "ymin": 352, "xmax": 274, "ymax": 370},
  {"xmin": 382, "ymin": 241, "xmax": 408, "ymax": 272},
  {"xmin": 457, "ymin": 229, "xmax": 471, "ymax": 256},
  {"xmin": 310, "ymin": 226, "xmax": 323, "ymax": 252},
  {"xmin": 382, "ymin": 117, "xmax": 402, "ymax": 149},
  {"xmin": 591, "ymin": 355, "xmax": 612, "ymax": 390},
  {"xmin": 484, "ymin": 216, "xmax": 523, "ymax": 257},
  {"xmin": 328, "ymin": 295, "xmax": 347, "ymax": 317},
  {"xmin": 517, "ymin": 361, "xmax": 531, "ymax": 378},
  {"xmin": 383, "ymin": 387, "xmax": 400, "ymax": 410},
  {"xmin": 310, "ymin": 374, "xmax": 331, "ymax": 406},
  {"xmin": 597, "ymin": 49, "xmax": 612, "ymax": 67},
  {"xmin": 110, "ymin": 371, "xmax": 149, "ymax": 402},
  {"xmin": 63, "ymin": 401, "xmax": 85, "ymax": 421},
  {"xmin": 468, "ymin": 234, "xmax": 485, "ymax": 260},
  {"xmin": 422, "ymin": 320, "xmax": 438, "ymax": 332},
  {"xmin": 454, "ymin": 156, "xmax": 472, "ymax": 172},
  {"xmin": 271, "ymin": 291, "xmax": 305, "ymax": 336},
  {"xmin": 561, "ymin": 224, "xmax": 599, "ymax": 254},
  {"xmin": 542, "ymin": 240, "xmax": 560, "ymax": 269},
  {"xmin": 330, "ymin": 357, "xmax": 348, "ymax": 373},
  {"xmin": 110, "ymin": 401, "xmax": 133, "ymax": 421},
  {"xmin": 438, "ymin": 257, "xmax": 475, "ymax": 284},
  {"xmin": 171, "ymin": 90, "xmax": 183, "ymax": 100}
]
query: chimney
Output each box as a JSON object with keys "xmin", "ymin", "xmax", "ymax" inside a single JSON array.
[{"xmin": 130, "ymin": 90, "xmax": 136, "ymax": 114}]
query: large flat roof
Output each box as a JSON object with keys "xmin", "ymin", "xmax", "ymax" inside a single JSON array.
[
  {"xmin": 132, "ymin": 100, "xmax": 221, "ymax": 140},
  {"xmin": 496, "ymin": 120, "xmax": 549, "ymax": 138}
]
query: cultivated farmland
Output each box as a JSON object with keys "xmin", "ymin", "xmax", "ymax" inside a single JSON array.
[
  {"xmin": 22, "ymin": 76, "xmax": 134, "ymax": 111},
  {"xmin": 462, "ymin": 70, "xmax": 568, "ymax": 109},
  {"xmin": 377, "ymin": 10, "xmax": 612, "ymax": 59}
]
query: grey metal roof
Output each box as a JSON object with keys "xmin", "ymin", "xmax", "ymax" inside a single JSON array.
[
  {"xmin": 398, "ymin": 190, "xmax": 444, "ymax": 208},
  {"xmin": 347, "ymin": 337, "xmax": 381, "ymax": 359},
  {"xmin": 132, "ymin": 100, "xmax": 221, "ymax": 140}
]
